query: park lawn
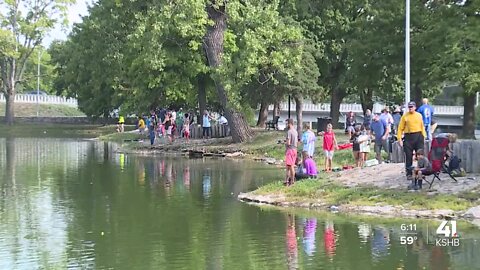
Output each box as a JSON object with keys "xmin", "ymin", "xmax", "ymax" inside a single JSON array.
[
  {"xmin": 252, "ymin": 178, "xmax": 477, "ymax": 211},
  {"xmin": 0, "ymin": 103, "xmax": 85, "ymax": 117}
]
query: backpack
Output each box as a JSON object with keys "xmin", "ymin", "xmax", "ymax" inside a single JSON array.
[{"xmin": 448, "ymin": 155, "xmax": 461, "ymax": 173}]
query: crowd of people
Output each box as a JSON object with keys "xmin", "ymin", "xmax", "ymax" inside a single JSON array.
[
  {"xmin": 283, "ymin": 98, "xmax": 457, "ymax": 190},
  {"xmin": 117, "ymin": 108, "xmax": 228, "ymax": 145}
]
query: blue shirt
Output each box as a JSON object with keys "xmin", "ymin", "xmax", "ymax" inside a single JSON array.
[
  {"xmin": 370, "ymin": 118, "xmax": 387, "ymax": 141},
  {"xmin": 392, "ymin": 113, "xmax": 401, "ymax": 125},
  {"xmin": 301, "ymin": 130, "xmax": 316, "ymax": 157},
  {"xmin": 417, "ymin": 104, "xmax": 434, "ymax": 125},
  {"xmin": 202, "ymin": 115, "xmax": 211, "ymax": 128}
]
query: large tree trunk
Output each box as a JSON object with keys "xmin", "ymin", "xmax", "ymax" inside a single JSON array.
[
  {"xmin": 203, "ymin": 3, "xmax": 253, "ymax": 142},
  {"xmin": 413, "ymin": 81, "xmax": 423, "ymax": 107},
  {"xmin": 294, "ymin": 96, "xmax": 303, "ymax": 136},
  {"xmin": 5, "ymin": 92, "xmax": 15, "ymax": 125},
  {"xmin": 360, "ymin": 88, "xmax": 373, "ymax": 114},
  {"xmin": 256, "ymin": 99, "xmax": 268, "ymax": 127},
  {"xmin": 462, "ymin": 91, "xmax": 476, "ymax": 139},
  {"xmin": 330, "ymin": 86, "xmax": 346, "ymax": 129},
  {"xmin": 2, "ymin": 54, "xmax": 18, "ymax": 125},
  {"xmin": 197, "ymin": 75, "xmax": 207, "ymax": 125}
]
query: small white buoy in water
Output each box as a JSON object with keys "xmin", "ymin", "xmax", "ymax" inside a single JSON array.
[
  {"xmin": 43, "ymin": 131, "xmax": 47, "ymax": 134},
  {"xmin": 101, "ymin": 232, "xmax": 104, "ymax": 236}
]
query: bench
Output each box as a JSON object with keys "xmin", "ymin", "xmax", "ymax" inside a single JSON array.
[{"xmin": 266, "ymin": 116, "xmax": 280, "ymax": 131}]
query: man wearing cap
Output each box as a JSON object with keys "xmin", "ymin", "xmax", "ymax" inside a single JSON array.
[{"xmin": 397, "ymin": 101, "xmax": 426, "ymax": 189}]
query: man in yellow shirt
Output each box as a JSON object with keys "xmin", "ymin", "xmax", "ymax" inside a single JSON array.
[{"xmin": 397, "ymin": 101, "xmax": 426, "ymax": 189}]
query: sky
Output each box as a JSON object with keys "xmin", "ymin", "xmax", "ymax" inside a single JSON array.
[{"xmin": 43, "ymin": 0, "xmax": 94, "ymax": 46}]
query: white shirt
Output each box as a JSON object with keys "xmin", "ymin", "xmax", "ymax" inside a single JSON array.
[
  {"xmin": 218, "ymin": 116, "xmax": 228, "ymax": 125},
  {"xmin": 171, "ymin": 111, "xmax": 176, "ymax": 121}
]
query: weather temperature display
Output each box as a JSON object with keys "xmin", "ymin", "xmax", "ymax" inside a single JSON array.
[{"xmin": 399, "ymin": 223, "xmax": 418, "ymax": 245}]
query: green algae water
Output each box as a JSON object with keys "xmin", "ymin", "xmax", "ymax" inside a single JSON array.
[{"xmin": 1, "ymin": 138, "xmax": 479, "ymax": 270}]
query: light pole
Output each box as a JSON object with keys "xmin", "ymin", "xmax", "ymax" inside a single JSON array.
[
  {"xmin": 405, "ymin": 0, "xmax": 411, "ymax": 107},
  {"xmin": 36, "ymin": 49, "xmax": 43, "ymax": 117},
  {"xmin": 288, "ymin": 95, "xmax": 291, "ymax": 119}
]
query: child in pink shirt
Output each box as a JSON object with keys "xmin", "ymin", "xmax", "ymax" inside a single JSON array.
[{"xmin": 318, "ymin": 123, "xmax": 338, "ymax": 172}]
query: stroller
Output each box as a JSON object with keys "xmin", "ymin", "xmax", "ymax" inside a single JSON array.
[{"xmin": 423, "ymin": 136, "xmax": 458, "ymax": 189}]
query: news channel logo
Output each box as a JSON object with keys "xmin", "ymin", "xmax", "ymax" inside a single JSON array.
[{"xmin": 432, "ymin": 220, "xmax": 460, "ymax": 247}]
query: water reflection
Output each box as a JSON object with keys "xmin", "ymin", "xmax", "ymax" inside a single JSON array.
[
  {"xmin": 358, "ymin": 223, "xmax": 371, "ymax": 243},
  {"xmin": 324, "ymin": 221, "xmax": 336, "ymax": 260},
  {"xmin": 1, "ymin": 138, "xmax": 480, "ymax": 269},
  {"xmin": 371, "ymin": 227, "xmax": 390, "ymax": 261},
  {"xmin": 285, "ymin": 213, "xmax": 298, "ymax": 270},
  {"xmin": 183, "ymin": 166, "xmax": 190, "ymax": 190},
  {"xmin": 203, "ymin": 173, "xmax": 211, "ymax": 198},
  {"xmin": 302, "ymin": 218, "xmax": 317, "ymax": 257}
]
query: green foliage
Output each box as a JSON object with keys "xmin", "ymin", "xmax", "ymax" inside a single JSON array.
[
  {"xmin": 52, "ymin": 0, "xmax": 304, "ymax": 119},
  {"xmin": 428, "ymin": 1, "xmax": 480, "ymax": 94},
  {"xmin": 48, "ymin": 0, "xmax": 479, "ymax": 137},
  {"xmin": 16, "ymin": 48, "xmax": 56, "ymax": 93},
  {"xmin": 0, "ymin": 0, "xmax": 74, "ymax": 122}
]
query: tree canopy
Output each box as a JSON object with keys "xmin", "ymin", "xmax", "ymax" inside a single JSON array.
[
  {"xmin": 45, "ymin": 0, "xmax": 480, "ymax": 137},
  {"xmin": 0, "ymin": 0, "xmax": 74, "ymax": 124}
]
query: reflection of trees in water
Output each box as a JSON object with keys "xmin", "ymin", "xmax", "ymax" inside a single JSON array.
[
  {"xmin": 64, "ymin": 156, "xmax": 285, "ymax": 269},
  {"xmin": 0, "ymin": 137, "xmax": 70, "ymax": 269},
  {"xmin": 0, "ymin": 138, "xmax": 93, "ymax": 171}
]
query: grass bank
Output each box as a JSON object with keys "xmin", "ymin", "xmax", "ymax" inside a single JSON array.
[
  {"xmin": 0, "ymin": 103, "xmax": 85, "ymax": 117},
  {"xmin": 252, "ymin": 179, "xmax": 476, "ymax": 211},
  {"xmin": 97, "ymin": 126, "xmax": 138, "ymax": 142}
]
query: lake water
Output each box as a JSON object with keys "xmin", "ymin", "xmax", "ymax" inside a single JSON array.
[{"xmin": 0, "ymin": 138, "xmax": 479, "ymax": 270}]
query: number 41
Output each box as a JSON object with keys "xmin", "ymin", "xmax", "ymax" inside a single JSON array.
[{"xmin": 436, "ymin": 221, "xmax": 457, "ymax": 237}]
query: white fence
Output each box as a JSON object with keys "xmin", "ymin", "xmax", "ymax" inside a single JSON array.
[{"xmin": 0, "ymin": 94, "xmax": 78, "ymax": 108}]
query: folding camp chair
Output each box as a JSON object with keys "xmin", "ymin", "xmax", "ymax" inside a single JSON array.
[{"xmin": 423, "ymin": 136, "xmax": 458, "ymax": 189}]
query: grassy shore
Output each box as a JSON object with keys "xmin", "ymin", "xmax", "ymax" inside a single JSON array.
[
  {"xmin": 251, "ymin": 178, "xmax": 477, "ymax": 211},
  {"xmin": 0, "ymin": 103, "xmax": 85, "ymax": 117}
]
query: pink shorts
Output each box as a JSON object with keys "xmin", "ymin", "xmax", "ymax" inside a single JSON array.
[{"xmin": 285, "ymin": 148, "xmax": 297, "ymax": 166}]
